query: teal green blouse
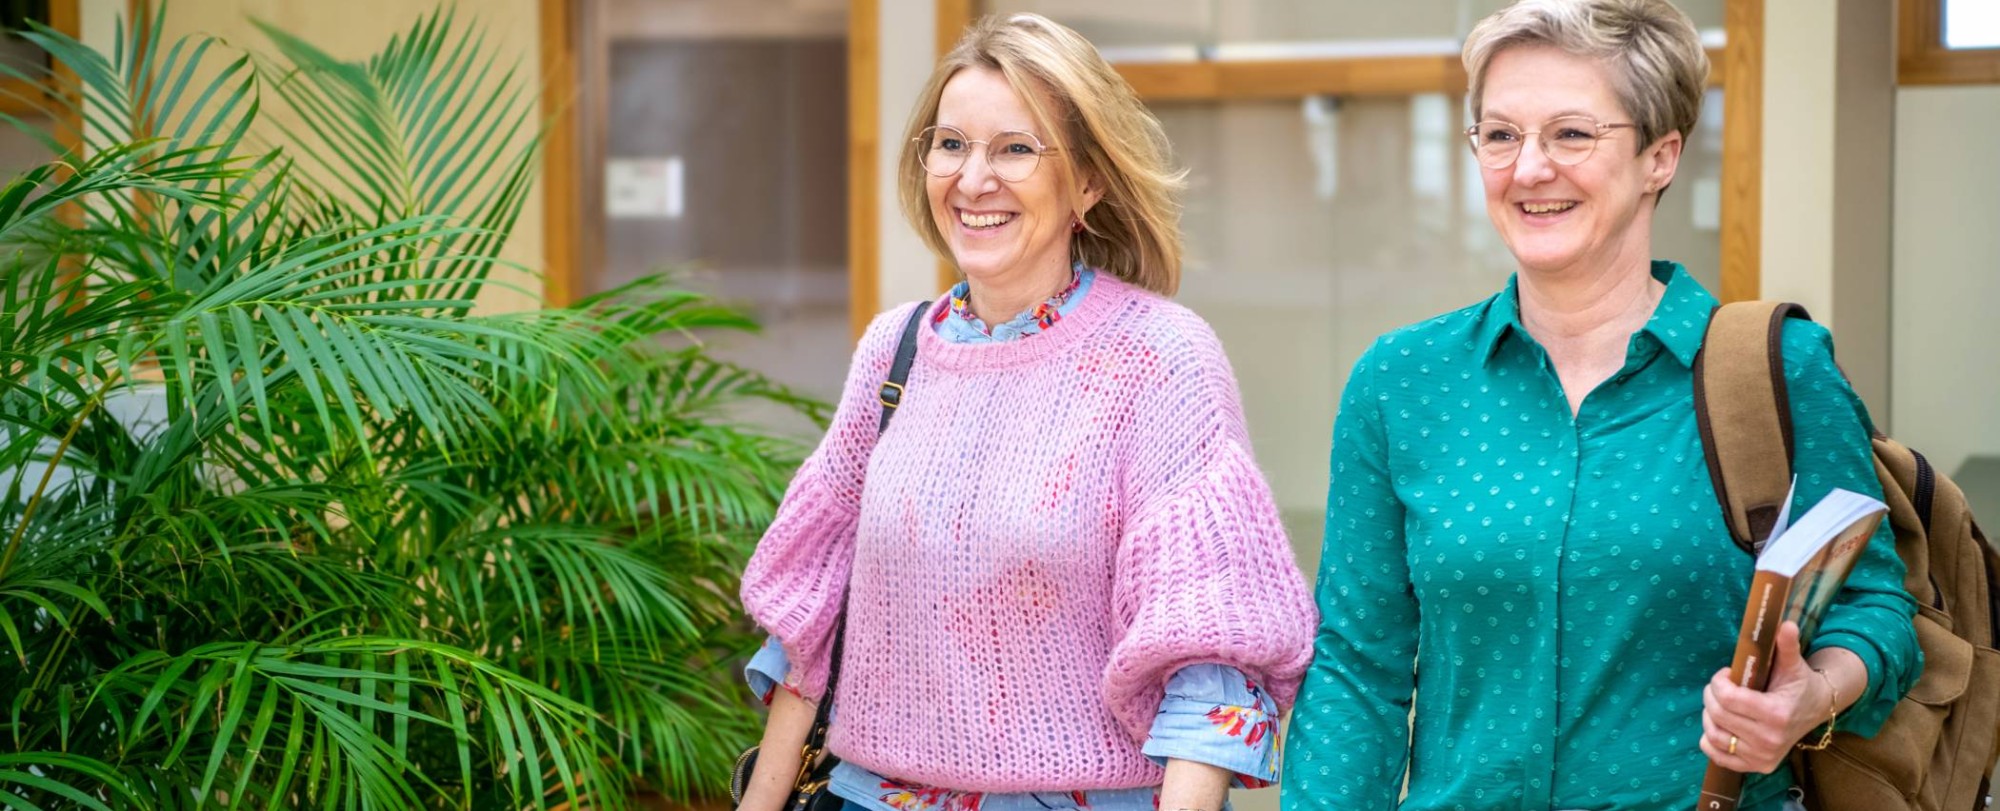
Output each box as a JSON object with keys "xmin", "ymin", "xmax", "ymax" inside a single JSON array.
[{"xmin": 1280, "ymin": 262, "xmax": 1920, "ymax": 811}]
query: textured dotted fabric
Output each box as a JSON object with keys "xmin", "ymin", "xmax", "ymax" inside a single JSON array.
[
  {"xmin": 740, "ymin": 273, "xmax": 1318, "ymax": 793},
  {"xmin": 1280, "ymin": 262, "xmax": 1920, "ymax": 811}
]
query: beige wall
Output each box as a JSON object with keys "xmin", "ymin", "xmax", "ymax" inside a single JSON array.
[
  {"xmin": 1758, "ymin": 2, "xmax": 2000, "ymax": 518},
  {"xmin": 876, "ymin": 0, "xmax": 945, "ymax": 309},
  {"xmin": 1758, "ymin": 0, "xmax": 1895, "ymax": 417},
  {"xmin": 1891, "ymin": 84, "xmax": 2000, "ymax": 505},
  {"xmin": 79, "ymin": 0, "xmax": 118, "ymax": 61},
  {"xmin": 157, "ymin": 0, "xmax": 546, "ymax": 313}
]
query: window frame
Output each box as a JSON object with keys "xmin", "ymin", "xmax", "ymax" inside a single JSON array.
[{"xmin": 1899, "ymin": 0, "xmax": 2000, "ymax": 85}]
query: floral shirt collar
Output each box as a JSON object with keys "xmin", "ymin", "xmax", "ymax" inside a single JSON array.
[{"xmin": 931, "ymin": 263, "xmax": 1095, "ymax": 344}]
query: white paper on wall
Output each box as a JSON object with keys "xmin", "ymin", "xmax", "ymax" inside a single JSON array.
[{"xmin": 606, "ymin": 157, "xmax": 683, "ymax": 219}]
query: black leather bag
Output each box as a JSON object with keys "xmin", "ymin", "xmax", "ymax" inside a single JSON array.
[{"xmin": 730, "ymin": 302, "xmax": 930, "ymax": 811}]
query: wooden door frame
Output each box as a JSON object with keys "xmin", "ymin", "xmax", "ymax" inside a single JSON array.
[
  {"xmin": 540, "ymin": 0, "xmax": 611, "ymax": 310},
  {"xmin": 540, "ymin": 0, "xmax": 580, "ymax": 307},
  {"xmin": 850, "ymin": 0, "xmax": 881, "ymax": 337},
  {"xmin": 1719, "ymin": 0, "xmax": 1761, "ymax": 303},
  {"xmin": 539, "ymin": 0, "xmax": 609, "ymax": 310}
]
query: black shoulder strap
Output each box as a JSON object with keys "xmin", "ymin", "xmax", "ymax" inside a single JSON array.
[
  {"xmin": 809, "ymin": 300, "xmax": 932, "ymax": 746},
  {"xmin": 877, "ymin": 300, "xmax": 932, "ymax": 435},
  {"xmin": 1691, "ymin": 300, "xmax": 1813, "ymax": 555}
]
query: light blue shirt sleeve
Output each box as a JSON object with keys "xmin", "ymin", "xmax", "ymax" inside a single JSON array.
[
  {"xmin": 746, "ymin": 634, "xmax": 790, "ymax": 704},
  {"xmin": 1141, "ymin": 664, "xmax": 1282, "ymax": 787}
]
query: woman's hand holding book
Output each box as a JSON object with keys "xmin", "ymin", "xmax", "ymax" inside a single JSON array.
[{"xmin": 1699, "ymin": 622, "xmax": 1865, "ymax": 774}]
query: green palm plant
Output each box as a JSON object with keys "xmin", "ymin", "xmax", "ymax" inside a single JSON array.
[{"xmin": 0, "ymin": 6, "xmax": 813, "ymax": 808}]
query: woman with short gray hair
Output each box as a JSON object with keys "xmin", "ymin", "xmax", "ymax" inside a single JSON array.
[{"xmin": 1279, "ymin": 2, "xmax": 1919, "ymax": 810}]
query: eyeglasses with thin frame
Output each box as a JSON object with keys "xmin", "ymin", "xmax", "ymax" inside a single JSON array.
[
  {"xmin": 1464, "ymin": 115, "xmax": 1638, "ymax": 169},
  {"xmin": 915, "ymin": 125, "xmax": 1061, "ymax": 183}
]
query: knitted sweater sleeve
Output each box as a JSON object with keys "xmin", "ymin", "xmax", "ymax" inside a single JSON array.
[
  {"xmin": 1101, "ymin": 311, "xmax": 1319, "ymax": 743},
  {"xmin": 737, "ymin": 306, "xmax": 908, "ymax": 702}
]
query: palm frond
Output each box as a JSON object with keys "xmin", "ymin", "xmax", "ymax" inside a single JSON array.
[
  {"xmin": 253, "ymin": 7, "xmax": 541, "ymax": 305},
  {"xmin": 0, "ymin": 5, "xmax": 819, "ymax": 808}
]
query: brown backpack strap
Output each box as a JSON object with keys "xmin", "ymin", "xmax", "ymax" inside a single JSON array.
[{"xmin": 1692, "ymin": 300, "xmax": 1814, "ymax": 555}]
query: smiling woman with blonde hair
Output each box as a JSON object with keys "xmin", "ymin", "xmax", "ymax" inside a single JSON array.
[
  {"xmin": 735, "ymin": 13, "xmax": 1315, "ymax": 811},
  {"xmin": 1280, "ymin": 2, "xmax": 1919, "ymax": 810},
  {"xmin": 895, "ymin": 13, "xmax": 1184, "ymax": 296}
]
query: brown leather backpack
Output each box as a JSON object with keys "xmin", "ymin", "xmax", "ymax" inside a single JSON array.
[{"xmin": 1694, "ymin": 300, "xmax": 2000, "ymax": 811}]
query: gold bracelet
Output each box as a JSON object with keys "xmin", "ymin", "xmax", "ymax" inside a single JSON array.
[{"xmin": 1795, "ymin": 666, "xmax": 1839, "ymax": 751}]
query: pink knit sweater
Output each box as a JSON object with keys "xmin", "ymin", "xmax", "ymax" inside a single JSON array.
[{"xmin": 738, "ymin": 274, "xmax": 1317, "ymax": 793}]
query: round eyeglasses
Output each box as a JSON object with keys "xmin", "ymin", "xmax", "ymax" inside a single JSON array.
[
  {"xmin": 915, "ymin": 125, "xmax": 1060, "ymax": 183},
  {"xmin": 1464, "ymin": 116, "xmax": 1637, "ymax": 169}
]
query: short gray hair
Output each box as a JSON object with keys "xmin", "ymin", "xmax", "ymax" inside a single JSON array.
[{"xmin": 1463, "ymin": 0, "xmax": 1708, "ymax": 153}]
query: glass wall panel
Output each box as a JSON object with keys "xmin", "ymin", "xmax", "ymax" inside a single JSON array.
[
  {"xmin": 1946, "ymin": 0, "xmax": 2000, "ymax": 49},
  {"xmin": 1157, "ymin": 90, "xmax": 1722, "ymax": 569},
  {"xmin": 1892, "ymin": 86, "xmax": 2000, "ymax": 526},
  {"xmin": 0, "ymin": 1, "xmax": 51, "ymax": 77},
  {"xmin": 1212, "ymin": 0, "xmax": 1723, "ymax": 50},
  {"xmin": 0, "ymin": 112, "xmax": 53, "ymax": 172},
  {"xmin": 599, "ymin": 35, "xmax": 849, "ymax": 435},
  {"xmin": 980, "ymin": 0, "xmax": 1209, "ymax": 59},
  {"xmin": 1, "ymin": 4, "xmax": 60, "ymax": 177},
  {"xmin": 982, "ymin": 0, "xmax": 1725, "ymax": 58}
]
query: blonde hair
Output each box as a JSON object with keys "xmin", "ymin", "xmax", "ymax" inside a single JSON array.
[
  {"xmin": 897, "ymin": 13, "xmax": 1185, "ymax": 295},
  {"xmin": 1463, "ymin": 0, "xmax": 1708, "ymax": 173}
]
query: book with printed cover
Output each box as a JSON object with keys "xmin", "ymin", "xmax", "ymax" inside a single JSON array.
[{"xmin": 1695, "ymin": 486, "xmax": 1888, "ymax": 811}]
